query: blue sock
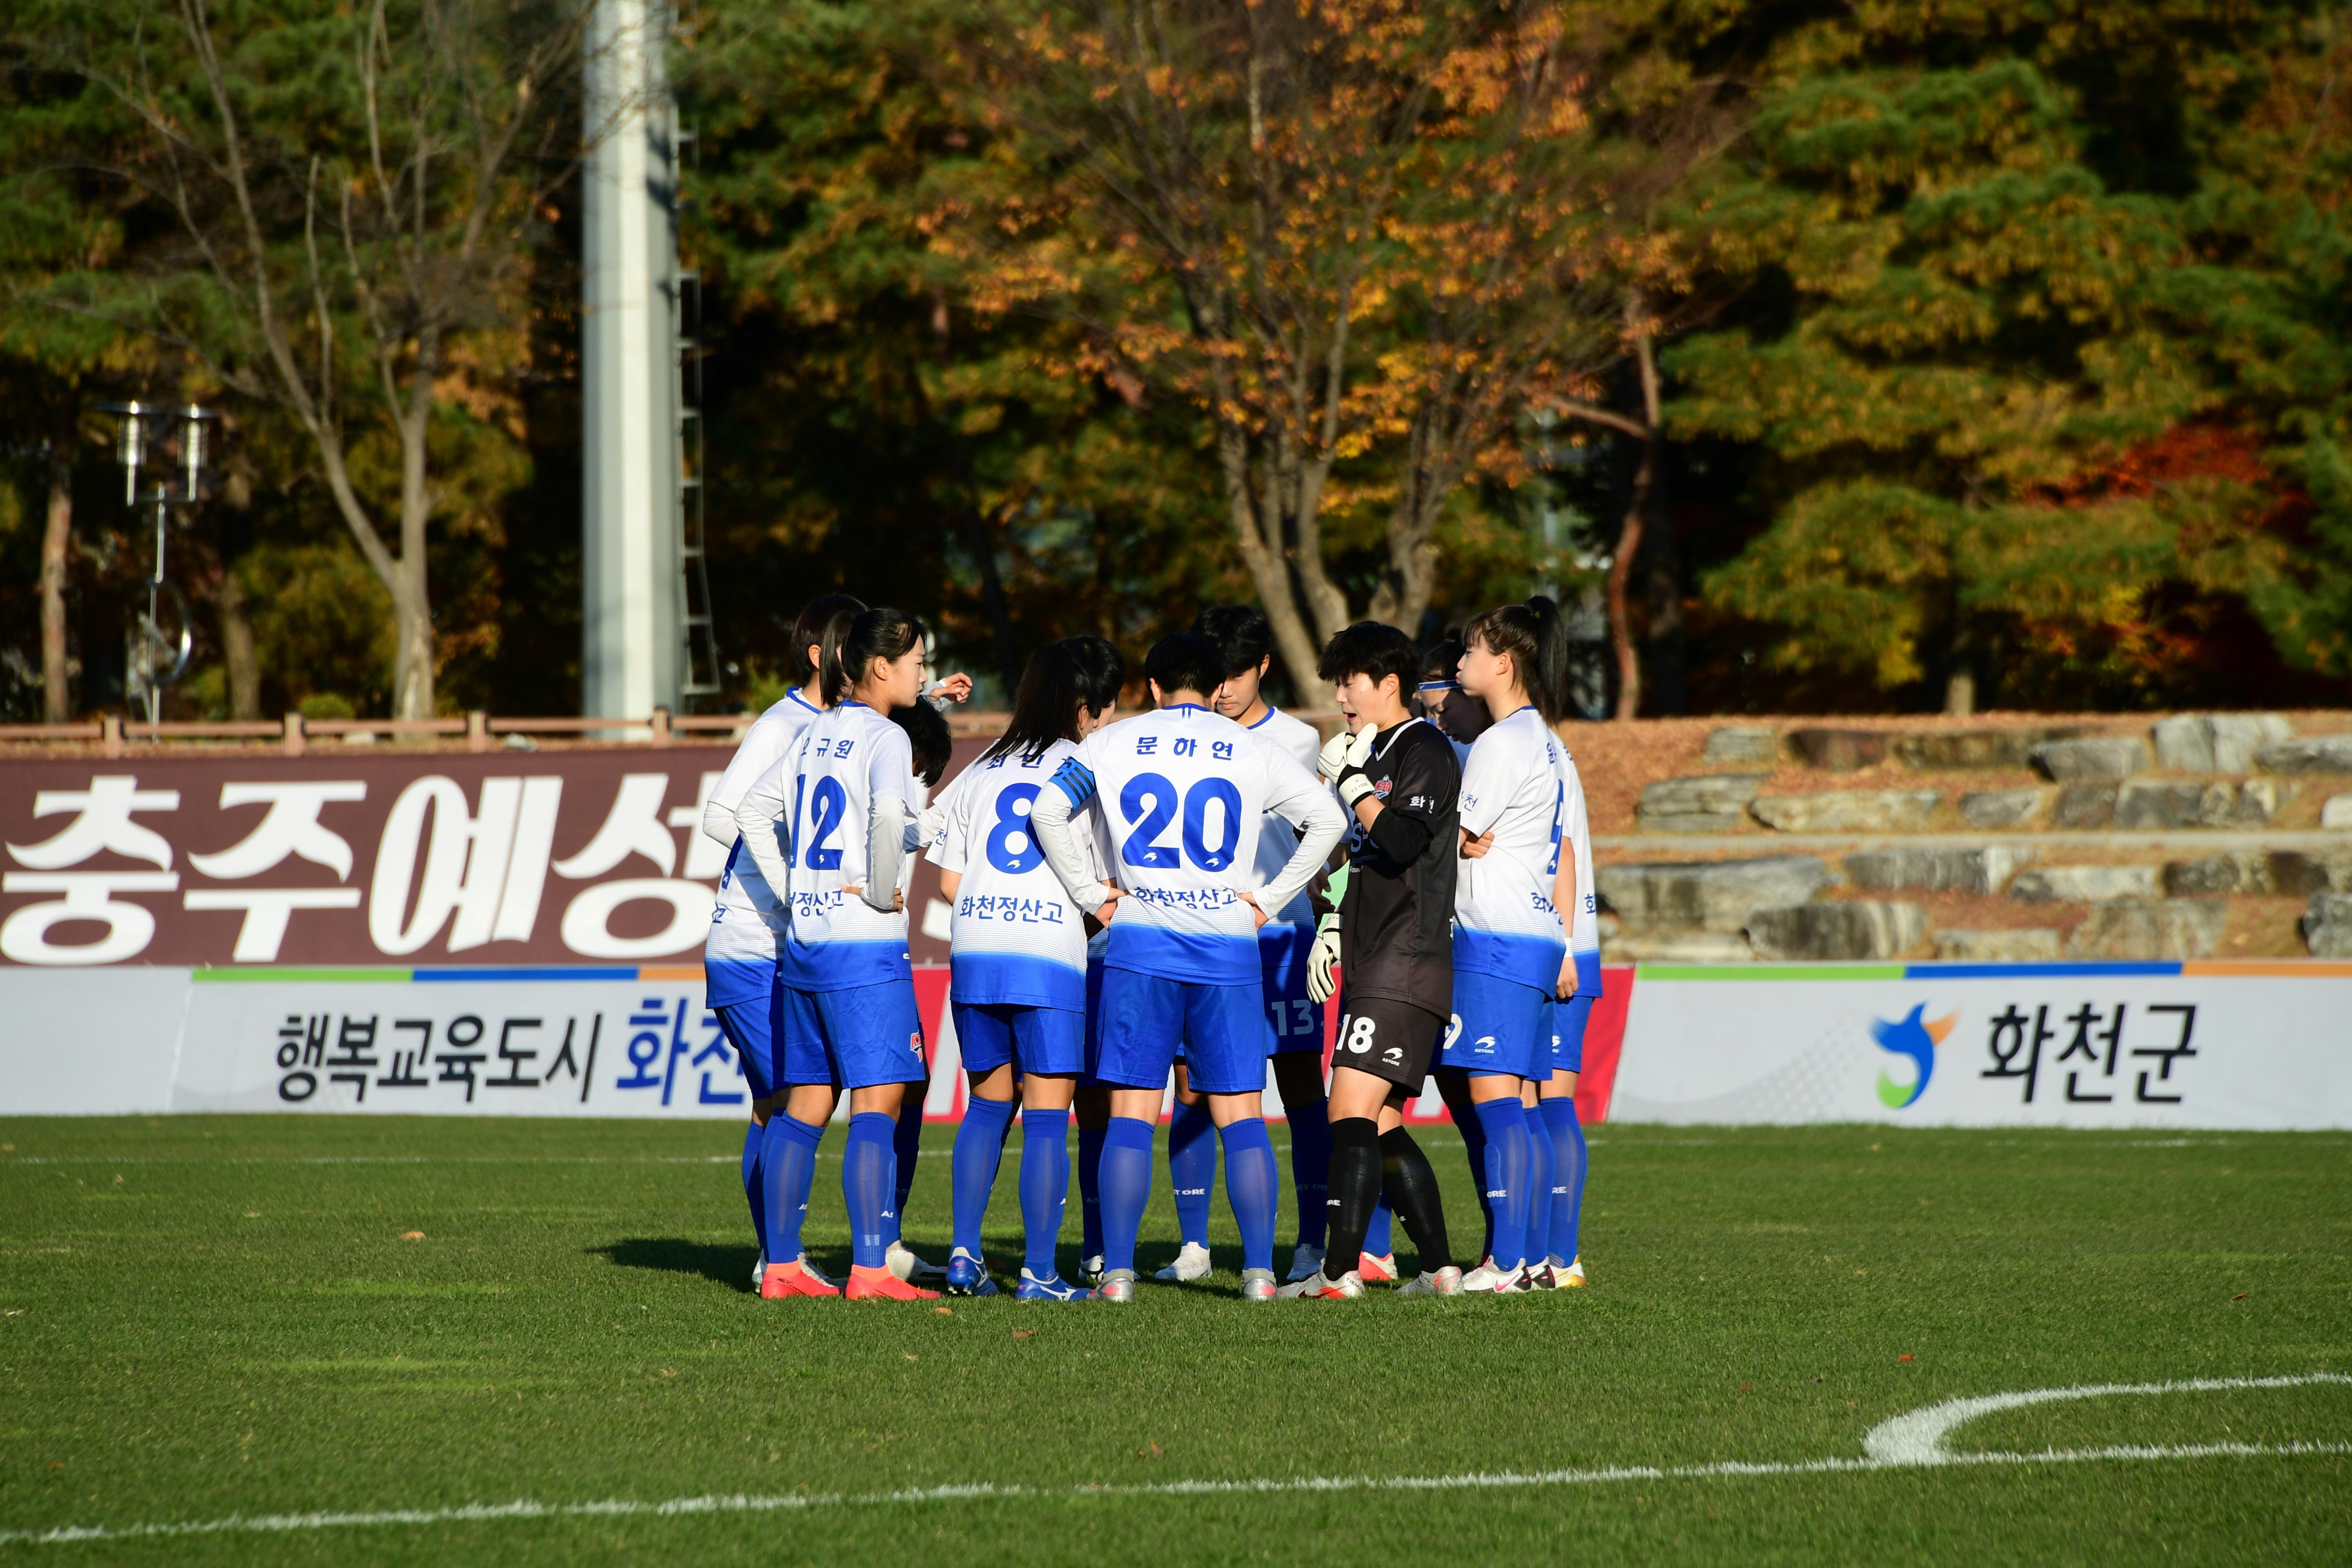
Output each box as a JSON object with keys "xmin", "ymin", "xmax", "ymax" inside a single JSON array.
[
  {"xmin": 1019, "ymin": 1108, "xmax": 1071, "ymax": 1278},
  {"xmin": 1524, "ymin": 1102, "xmax": 1554, "ymax": 1269},
  {"xmin": 1078, "ymin": 1122, "xmax": 1106, "ymax": 1259},
  {"xmin": 1364, "ymin": 1200, "xmax": 1394, "ymax": 1261},
  {"xmin": 1167, "ymin": 1100, "xmax": 1216, "ymax": 1250},
  {"xmin": 1473, "ymin": 1097, "xmax": 1531, "ymax": 1270},
  {"xmin": 844, "ymin": 1112, "xmax": 897, "ymax": 1269},
  {"xmin": 1098, "ymin": 1117, "xmax": 1156, "ymax": 1275},
  {"xmin": 1459, "ymin": 1113, "xmax": 1494, "ymax": 1262},
  {"xmin": 741, "ymin": 1122, "xmax": 767, "ymax": 1257},
  {"xmin": 1286, "ymin": 1097, "xmax": 1331, "ymax": 1250},
  {"xmin": 1543, "ymin": 1096, "xmax": 1587, "ymax": 1264},
  {"xmin": 1219, "ymin": 1117, "xmax": 1280, "ymax": 1275},
  {"xmin": 764, "ymin": 1114, "xmax": 824, "ymax": 1265},
  {"xmin": 952, "ymin": 1095, "xmax": 1016, "ymax": 1257},
  {"xmin": 888, "ymin": 1102, "xmax": 923, "ymax": 1248}
]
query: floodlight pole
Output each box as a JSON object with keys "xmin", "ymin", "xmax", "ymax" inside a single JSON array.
[{"xmin": 580, "ymin": 0, "xmax": 683, "ymax": 725}]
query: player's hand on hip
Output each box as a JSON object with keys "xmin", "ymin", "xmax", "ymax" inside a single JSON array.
[
  {"xmin": 924, "ymin": 672, "xmax": 974, "ymax": 703},
  {"xmin": 1236, "ymin": 890, "xmax": 1271, "ymax": 929},
  {"xmin": 1459, "ymin": 828, "xmax": 1495, "ymax": 859}
]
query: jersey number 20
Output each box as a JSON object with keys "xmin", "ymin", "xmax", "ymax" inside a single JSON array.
[{"xmin": 1119, "ymin": 772, "xmax": 1242, "ymax": 872}]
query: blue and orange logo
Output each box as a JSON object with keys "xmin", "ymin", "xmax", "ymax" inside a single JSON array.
[{"xmin": 1872, "ymin": 1004, "xmax": 1957, "ymax": 1109}]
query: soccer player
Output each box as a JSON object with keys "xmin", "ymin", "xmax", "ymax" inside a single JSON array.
[
  {"xmin": 1029, "ymin": 632, "xmax": 1347, "ymax": 1302},
  {"xmin": 1527, "ymin": 737, "xmax": 1598, "ymax": 1290},
  {"xmin": 1436, "ymin": 596, "xmax": 1574, "ymax": 1293},
  {"xmin": 882, "ymin": 694, "xmax": 958, "ymax": 1279},
  {"xmin": 733, "ymin": 607, "xmax": 943, "ymax": 1301},
  {"xmin": 1413, "ymin": 639, "xmax": 1491, "ymax": 757},
  {"xmin": 1189, "ymin": 604, "xmax": 1336, "ymax": 1285},
  {"xmin": 1282, "ymin": 622, "xmax": 1463, "ymax": 1299},
  {"xmin": 930, "ymin": 637, "xmax": 1124, "ymax": 1301},
  {"xmin": 701, "ymin": 595, "xmax": 860, "ymax": 1291}
]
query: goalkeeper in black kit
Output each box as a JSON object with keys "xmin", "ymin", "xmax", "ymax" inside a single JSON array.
[{"xmin": 1283, "ymin": 621, "xmax": 1464, "ymax": 1299}]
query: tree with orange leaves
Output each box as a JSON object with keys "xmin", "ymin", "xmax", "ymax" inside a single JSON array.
[{"xmin": 936, "ymin": 0, "xmax": 1718, "ymax": 692}]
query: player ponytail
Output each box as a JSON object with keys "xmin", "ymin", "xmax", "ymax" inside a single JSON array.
[
  {"xmin": 890, "ymin": 696, "xmax": 954, "ymax": 788},
  {"xmin": 1461, "ymin": 596, "xmax": 1571, "ymax": 725},
  {"xmin": 983, "ymin": 636, "xmax": 1127, "ymax": 765},
  {"xmin": 823, "ymin": 607, "xmax": 926, "ymax": 706},
  {"xmin": 792, "ymin": 593, "xmax": 866, "ymax": 685}
]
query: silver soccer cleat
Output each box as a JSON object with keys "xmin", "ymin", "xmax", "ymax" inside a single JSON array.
[
  {"xmin": 1396, "ymin": 1265, "xmax": 1464, "ymax": 1297},
  {"xmin": 1238, "ymin": 1267, "xmax": 1280, "ymax": 1301},
  {"xmin": 1153, "ymin": 1241, "xmax": 1213, "ymax": 1283},
  {"xmin": 1090, "ymin": 1269, "xmax": 1137, "ymax": 1302}
]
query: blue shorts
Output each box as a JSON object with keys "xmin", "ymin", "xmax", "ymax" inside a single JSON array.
[
  {"xmin": 1551, "ymin": 994, "xmax": 1594, "ymax": 1075},
  {"xmin": 1549, "ymin": 952, "xmax": 1602, "ymax": 1075},
  {"xmin": 711, "ymin": 999, "xmax": 777, "ymax": 1102},
  {"xmin": 780, "ymin": 980, "xmax": 926, "ymax": 1090},
  {"xmin": 1093, "ymin": 966, "xmax": 1273, "ymax": 1096},
  {"xmin": 955, "ymin": 1001, "xmax": 1085, "ymax": 1078},
  {"xmin": 1442, "ymin": 969, "xmax": 1552, "ymax": 1080},
  {"xmin": 1258, "ymin": 925, "xmax": 1325, "ymax": 1056}
]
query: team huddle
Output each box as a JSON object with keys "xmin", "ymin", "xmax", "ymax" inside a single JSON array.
[{"xmin": 697, "ymin": 595, "xmax": 1599, "ymax": 1302}]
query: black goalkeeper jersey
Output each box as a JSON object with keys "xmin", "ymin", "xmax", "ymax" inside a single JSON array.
[{"xmin": 1336, "ymin": 718, "xmax": 1459, "ymax": 1015}]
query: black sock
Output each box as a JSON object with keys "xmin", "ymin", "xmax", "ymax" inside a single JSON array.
[
  {"xmin": 1380, "ymin": 1126, "xmax": 1452, "ymax": 1273},
  {"xmin": 1323, "ymin": 1118, "xmax": 1383, "ymax": 1276}
]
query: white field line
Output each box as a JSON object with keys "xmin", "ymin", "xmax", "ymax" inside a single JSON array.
[
  {"xmin": 1863, "ymin": 1372, "xmax": 2352, "ymax": 1465},
  {"xmin": 5, "ymin": 1375, "xmax": 2347, "ymax": 1549}
]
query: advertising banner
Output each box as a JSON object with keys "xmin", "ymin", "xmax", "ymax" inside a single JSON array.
[
  {"xmin": 0, "ymin": 747, "xmax": 980, "ymax": 972},
  {"xmin": 1610, "ymin": 961, "xmax": 2352, "ymax": 1130}
]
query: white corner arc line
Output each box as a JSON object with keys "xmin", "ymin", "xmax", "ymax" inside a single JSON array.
[
  {"xmin": 4, "ymin": 1375, "xmax": 2347, "ymax": 1548},
  {"xmin": 1861, "ymin": 1372, "xmax": 2352, "ymax": 1466}
]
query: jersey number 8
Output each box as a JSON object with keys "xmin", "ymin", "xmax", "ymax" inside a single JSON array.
[
  {"xmin": 984, "ymin": 783, "xmax": 1044, "ymax": 874},
  {"xmin": 1119, "ymin": 771, "xmax": 1243, "ymax": 873}
]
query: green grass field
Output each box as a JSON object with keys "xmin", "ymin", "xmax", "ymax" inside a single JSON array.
[{"xmin": 2, "ymin": 1115, "xmax": 2347, "ymax": 1564}]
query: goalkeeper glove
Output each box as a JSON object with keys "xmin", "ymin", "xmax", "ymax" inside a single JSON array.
[{"xmin": 1307, "ymin": 912, "xmax": 1343, "ymax": 1005}]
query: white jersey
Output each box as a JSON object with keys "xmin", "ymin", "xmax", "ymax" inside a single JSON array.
[
  {"xmin": 1560, "ymin": 749, "xmax": 1599, "ymax": 964},
  {"xmin": 703, "ymin": 688, "xmax": 824, "ymax": 1007},
  {"xmin": 777, "ymin": 702, "xmax": 913, "ymax": 992},
  {"xmin": 930, "ymin": 738, "xmax": 1110, "ymax": 1012},
  {"xmin": 1048, "ymin": 703, "xmax": 1345, "ymax": 986},
  {"xmin": 1453, "ymin": 705, "xmax": 1570, "ymax": 993},
  {"xmin": 1242, "ymin": 706, "xmax": 1326, "ymax": 945}
]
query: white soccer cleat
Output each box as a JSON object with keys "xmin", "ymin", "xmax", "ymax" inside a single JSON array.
[
  {"xmin": 1090, "ymin": 1269, "xmax": 1137, "ymax": 1302},
  {"xmin": 751, "ymin": 1252, "xmax": 767, "ymax": 1289},
  {"xmin": 1396, "ymin": 1266, "xmax": 1463, "ymax": 1297},
  {"xmin": 1238, "ymin": 1267, "xmax": 1280, "ymax": 1301},
  {"xmin": 1564, "ymin": 1254, "xmax": 1588, "ymax": 1288},
  {"xmin": 1277, "ymin": 1269, "xmax": 1364, "ymax": 1299},
  {"xmin": 1458, "ymin": 1260, "xmax": 1527, "ymax": 1294},
  {"xmin": 1357, "ymin": 1251, "xmax": 1399, "ymax": 1284},
  {"xmin": 886, "ymin": 1240, "xmax": 946, "ymax": 1282},
  {"xmin": 1080, "ymin": 1253, "xmax": 1105, "ymax": 1283},
  {"xmin": 1153, "ymin": 1241, "xmax": 1213, "ymax": 1283},
  {"xmin": 1285, "ymin": 1243, "xmax": 1326, "ymax": 1283}
]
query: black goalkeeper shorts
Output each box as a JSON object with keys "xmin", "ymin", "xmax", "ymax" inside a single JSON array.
[{"xmin": 1328, "ymin": 996, "xmax": 1447, "ymax": 1094}]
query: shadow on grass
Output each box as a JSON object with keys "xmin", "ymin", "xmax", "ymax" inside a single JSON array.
[{"xmin": 592, "ymin": 1238, "xmax": 764, "ymax": 1293}]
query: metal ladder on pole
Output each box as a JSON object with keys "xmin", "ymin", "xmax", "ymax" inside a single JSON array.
[{"xmin": 673, "ymin": 96, "xmax": 721, "ymax": 700}]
